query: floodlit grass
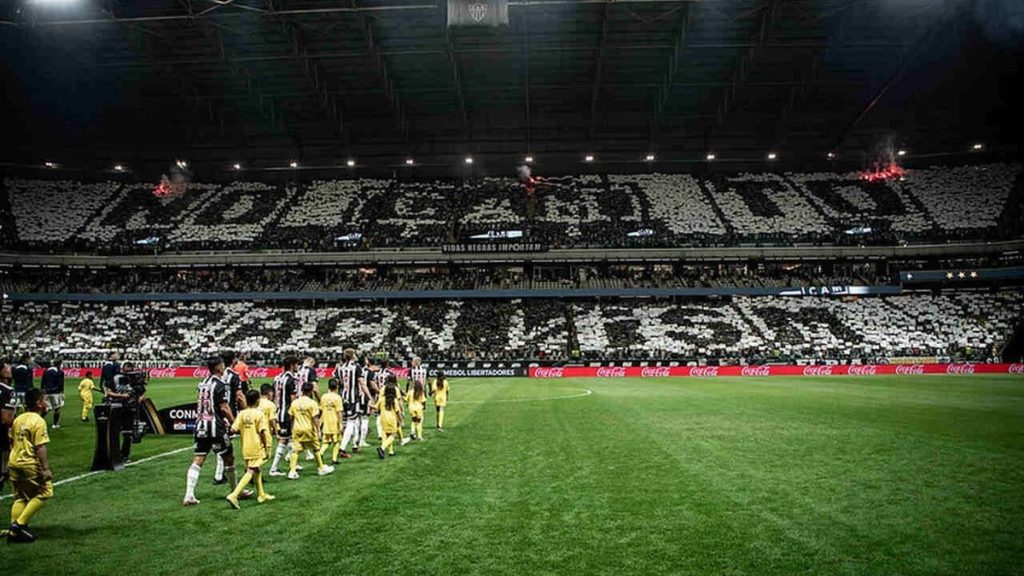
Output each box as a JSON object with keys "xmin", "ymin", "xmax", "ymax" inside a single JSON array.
[{"xmin": 4, "ymin": 375, "xmax": 1024, "ymax": 575}]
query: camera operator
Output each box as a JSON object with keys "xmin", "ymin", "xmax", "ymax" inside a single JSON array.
[{"xmin": 104, "ymin": 362, "xmax": 147, "ymax": 463}]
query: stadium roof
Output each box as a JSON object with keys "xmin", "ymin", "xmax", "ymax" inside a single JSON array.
[{"xmin": 0, "ymin": 0, "xmax": 1020, "ymax": 175}]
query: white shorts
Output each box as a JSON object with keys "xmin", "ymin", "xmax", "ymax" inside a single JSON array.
[{"xmin": 46, "ymin": 394, "xmax": 65, "ymax": 410}]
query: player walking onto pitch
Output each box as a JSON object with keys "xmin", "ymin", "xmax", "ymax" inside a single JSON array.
[
  {"xmin": 431, "ymin": 371, "xmax": 450, "ymax": 432},
  {"xmin": 406, "ymin": 356, "xmax": 427, "ymax": 395},
  {"xmin": 335, "ymin": 349, "xmax": 364, "ymax": 458},
  {"xmin": 374, "ymin": 375, "xmax": 403, "ymax": 459},
  {"xmin": 226, "ymin": 390, "xmax": 275, "ymax": 508},
  {"xmin": 5, "ymin": 388, "xmax": 53, "ymax": 543},
  {"xmin": 269, "ymin": 356, "xmax": 300, "ymax": 477},
  {"xmin": 319, "ymin": 379, "xmax": 344, "ymax": 465},
  {"xmin": 287, "ymin": 382, "xmax": 334, "ymax": 479},
  {"xmin": 298, "ymin": 356, "xmax": 320, "ymax": 462},
  {"xmin": 214, "ymin": 351, "xmax": 247, "ymax": 486},
  {"xmin": 183, "ymin": 356, "xmax": 245, "ymax": 506}
]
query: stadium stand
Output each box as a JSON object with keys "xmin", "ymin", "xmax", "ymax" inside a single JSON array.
[
  {"xmin": 0, "ymin": 262, "xmax": 894, "ymax": 295},
  {"xmin": 3, "ymin": 292, "xmax": 1018, "ymax": 364},
  {"xmin": 1, "ymin": 163, "xmax": 1020, "ymax": 253}
]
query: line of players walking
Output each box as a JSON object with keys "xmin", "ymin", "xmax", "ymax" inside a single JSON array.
[{"xmin": 183, "ymin": 349, "xmax": 450, "ymax": 508}]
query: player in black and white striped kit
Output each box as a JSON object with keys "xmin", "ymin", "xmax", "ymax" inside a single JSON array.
[
  {"xmin": 335, "ymin": 349, "xmax": 365, "ymax": 458},
  {"xmin": 361, "ymin": 356, "xmax": 380, "ymax": 450},
  {"xmin": 297, "ymin": 356, "xmax": 320, "ymax": 461},
  {"xmin": 182, "ymin": 356, "xmax": 243, "ymax": 506},
  {"xmin": 213, "ymin": 351, "xmax": 248, "ymax": 485},
  {"xmin": 268, "ymin": 356, "xmax": 300, "ymax": 477},
  {"xmin": 407, "ymin": 356, "xmax": 428, "ymax": 395}
]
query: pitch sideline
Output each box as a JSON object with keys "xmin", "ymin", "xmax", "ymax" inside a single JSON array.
[{"xmin": 0, "ymin": 445, "xmax": 192, "ymax": 501}]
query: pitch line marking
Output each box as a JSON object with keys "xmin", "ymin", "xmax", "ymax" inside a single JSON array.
[
  {"xmin": 0, "ymin": 445, "xmax": 192, "ymax": 501},
  {"xmin": 450, "ymin": 388, "xmax": 593, "ymax": 404}
]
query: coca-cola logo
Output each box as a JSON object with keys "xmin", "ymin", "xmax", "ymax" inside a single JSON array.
[
  {"xmin": 740, "ymin": 366, "xmax": 771, "ymax": 377},
  {"xmin": 62, "ymin": 368, "xmax": 85, "ymax": 378},
  {"xmin": 1008, "ymin": 364, "xmax": 1024, "ymax": 374},
  {"xmin": 847, "ymin": 365, "xmax": 878, "ymax": 376},
  {"xmin": 641, "ymin": 367, "xmax": 671, "ymax": 377},
  {"xmin": 946, "ymin": 363, "xmax": 976, "ymax": 375},
  {"xmin": 147, "ymin": 368, "xmax": 178, "ymax": 379},
  {"xmin": 192, "ymin": 367, "xmax": 211, "ymax": 378},
  {"xmin": 802, "ymin": 366, "xmax": 834, "ymax": 376},
  {"xmin": 895, "ymin": 364, "xmax": 925, "ymax": 375},
  {"xmin": 249, "ymin": 367, "xmax": 272, "ymax": 378},
  {"xmin": 534, "ymin": 367, "xmax": 565, "ymax": 378},
  {"xmin": 596, "ymin": 367, "xmax": 627, "ymax": 378},
  {"xmin": 689, "ymin": 366, "xmax": 720, "ymax": 377}
]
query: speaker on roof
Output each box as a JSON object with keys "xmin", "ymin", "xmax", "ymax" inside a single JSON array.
[{"xmin": 447, "ymin": 0, "xmax": 509, "ymax": 27}]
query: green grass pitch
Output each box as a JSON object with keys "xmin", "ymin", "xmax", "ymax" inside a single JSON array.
[{"xmin": 4, "ymin": 375, "xmax": 1024, "ymax": 575}]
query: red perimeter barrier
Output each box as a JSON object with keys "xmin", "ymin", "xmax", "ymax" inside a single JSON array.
[
  {"xmin": 530, "ymin": 363, "xmax": 1024, "ymax": 378},
  {"xmin": 32, "ymin": 366, "xmax": 414, "ymax": 379}
]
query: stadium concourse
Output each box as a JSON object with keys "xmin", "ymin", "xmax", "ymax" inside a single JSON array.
[{"xmin": 0, "ymin": 162, "xmax": 1021, "ymax": 253}]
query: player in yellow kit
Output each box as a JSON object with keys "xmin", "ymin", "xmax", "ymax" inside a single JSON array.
[
  {"xmin": 258, "ymin": 384, "xmax": 279, "ymax": 438},
  {"xmin": 287, "ymin": 382, "xmax": 334, "ymax": 479},
  {"xmin": 226, "ymin": 390, "xmax": 275, "ymax": 508},
  {"xmin": 6, "ymin": 389, "xmax": 53, "ymax": 543},
  {"xmin": 318, "ymin": 379, "xmax": 344, "ymax": 465},
  {"xmin": 78, "ymin": 371, "xmax": 98, "ymax": 422},
  {"xmin": 374, "ymin": 375, "xmax": 403, "ymax": 459},
  {"xmin": 406, "ymin": 380, "xmax": 426, "ymax": 441},
  {"xmin": 430, "ymin": 371, "xmax": 450, "ymax": 432}
]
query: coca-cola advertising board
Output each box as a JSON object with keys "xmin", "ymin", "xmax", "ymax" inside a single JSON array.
[{"xmin": 529, "ymin": 364, "xmax": 1024, "ymax": 378}]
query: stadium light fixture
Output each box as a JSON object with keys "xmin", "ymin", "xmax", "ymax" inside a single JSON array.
[
  {"xmin": 346, "ymin": 159, "xmax": 356, "ymax": 167},
  {"xmin": 645, "ymin": 154, "xmax": 655, "ymax": 162},
  {"xmin": 113, "ymin": 164, "xmax": 124, "ymax": 172},
  {"xmin": 232, "ymin": 163, "xmax": 242, "ymax": 170},
  {"xmin": 972, "ymin": 143, "xmax": 984, "ymax": 150},
  {"xmin": 289, "ymin": 161, "xmax": 298, "ymax": 168},
  {"xmin": 176, "ymin": 159, "xmax": 188, "ymax": 169},
  {"xmin": 584, "ymin": 154, "xmax": 594, "ymax": 162},
  {"xmin": 465, "ymin": 156, "xmax": 474, "ymax": 165},
  {"xmin": 524, "ymin": 156, "xmax": 534, "ymax": 163},
  {"xmin": 406, "ymin": 158, "xmax": 415, "ymax": 165},
  {"xmin": 706, "ymin": 153, "xmax": 715, "ymax": 161},
  {"xmin": 827, "ymin": 151, "xmax": 836, "ymax": 159},
  {"xmin": 44, "ymin": 161, "xmax": 57, "ymax": 169},
  {"xmin": 897, "ymin": 150, "xmax": 906, "ymax": 157},
  {"xmin": 767, "ymin": 152, "xmax": 777, "ymax": 160}
]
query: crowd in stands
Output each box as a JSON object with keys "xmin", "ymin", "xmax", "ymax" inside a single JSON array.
[
  {"xmin": 0, "ymin": 262, "xmax": 893, "ymax": 295},
  {"xmin": 2, "ymin": 292, "xmax": 1018, "ymax": 365},
  {"xmin": 1, "ymin": 163, "xmax": 1019, "ymax": 254}
]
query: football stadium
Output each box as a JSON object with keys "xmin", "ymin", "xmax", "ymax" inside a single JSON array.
[{"xmin": 1, "ymin": 0, "xmax": 1023, "ymax": 573}]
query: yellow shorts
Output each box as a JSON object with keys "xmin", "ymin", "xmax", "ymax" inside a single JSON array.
[
  {"xmin": 322, "ymin": 433, "xmax": 339, "ymax": 443},
  {"xmin": 244, "ymin": 457, "xmax": 266, "ymax": 470},
  {"xmin": 292, "ymin": 436, "xmax": 320, "ymax": 452},
  {"xmin": 9, "ymin": 467, "xmax": 54, "ymax": 502}
]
